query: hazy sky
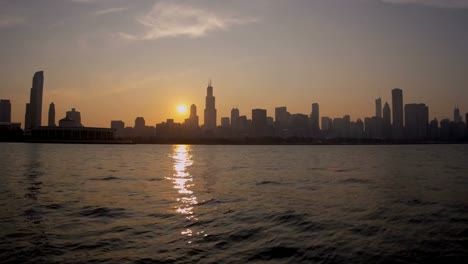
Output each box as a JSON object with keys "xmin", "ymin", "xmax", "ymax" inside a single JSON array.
[{"xmin": 1, "ymin": 0, "xmax": 467, "ymax": 127}]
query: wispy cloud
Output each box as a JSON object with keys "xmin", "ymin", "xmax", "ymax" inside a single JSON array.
[
  {"xmin": 120, "ymin": 2, "xmax": 257, "ymax": 40},
  {"xmin": 0, "ymin": 15, "xmax": 25, "ymax": 28},
  {"xmin": 93, "ymin": 7, "xmax": 127, "ymax": 16},
  {"xmin": 381, "ymin": 0, "xmax": 468, "ymax": 9},
  {"xmin": 70, "ymin": 0, "xmax": 105, "ymax": 3}
]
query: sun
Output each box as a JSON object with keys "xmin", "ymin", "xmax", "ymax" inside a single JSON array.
[{"xmin": 177, "ymin": 104, "xmax": 187, "ymax": 114}]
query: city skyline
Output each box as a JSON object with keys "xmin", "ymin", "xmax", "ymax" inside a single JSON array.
[
  {"xmin": 1, "ymin": 0, "xmax": 467, "ymax": 126},
  {"xmin": 1, "ymin": 71, "xmax": 468, "ymax": 133}
]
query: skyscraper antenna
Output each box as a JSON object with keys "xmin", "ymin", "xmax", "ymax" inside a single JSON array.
[{"xmin": 208, "ymin": 78, "xmax": 212, "ymax": 87}]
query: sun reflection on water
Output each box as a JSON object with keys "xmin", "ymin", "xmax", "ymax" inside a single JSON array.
[{"xmin": 168, "ymin": 145, "xmax": 201, "ymax": 241}]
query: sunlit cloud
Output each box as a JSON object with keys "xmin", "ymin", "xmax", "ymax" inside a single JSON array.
[
  {"xmin": 120, "ymin": 2, "xmax": 257, "ymax": 40},
  {"xmin": 0, "ymin": 15, "xmax": 25, "ymax": 28},
  {"xmin": 93, "ymin": 7, "xmax": 128, "ymax": 16},
  {"xmin": 381, "ymin": 0, "xmax": 468, "ymax": 9}
]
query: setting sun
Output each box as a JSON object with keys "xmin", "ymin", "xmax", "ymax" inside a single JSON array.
[{"xmin": 177, "ymin": 104, "xmax": 187, "ymax": 114}]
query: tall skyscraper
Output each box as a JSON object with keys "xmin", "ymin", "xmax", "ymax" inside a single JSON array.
[
  {"xmin": 404, "ymin": 103, "xmax": 429, "ymax": 139},
  {"xmin": 383, "ymin": 102, "xmax": 392, "ymax": 139},
  {"xmin": 231, "ymin": 108, "xmax": 240, "ymax": 130},
  {"xmin": 0, "ymin": 99, "xmax": 11, "ymax": 123},
  {"xmin": 25, "ymin": 71, "xmax": 44, "ymax": 129},
  {"xmin": 454, "ymin": 107, "xmax": 462, "ymax": 123},
  {"xmin": 392, "ymin": 88, "xmax": 404, "ymax": 139},
  {"xmin": 190, "ymin": 104, "xmax": 199, "ymax": 128},
  {"xmin": 311, "ymin": 103, "xmax": 320, "ymax": 135},
  {"xmin": 48, "ymin": 102, "xmax": 55, "ymax": 127},
  {"xmin": 203, "ymin": 80, "xmax": 217, "ymax": 131},
  {"xmin": 375, "ymin": 98, "xmax": 382, "ymax": 118}
]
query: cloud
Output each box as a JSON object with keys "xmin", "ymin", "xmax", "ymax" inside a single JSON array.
[
  {"xmin": 381, "ymin": 0, "xmax": 468, "ymax": 9},
  {"xmin": 0, "ymin": 15, "xmax": 25, "ymax": 28},
  {"xmin": 70, "ymin": 0, "xmax": 106, "ymax": 3},
  {"xmin": 120, "ymin": 2, "xmax": 257, "ymax": 40},
  {"xmin": 93, "ymin": 7, "xmax": 127, "ymax": 16}
]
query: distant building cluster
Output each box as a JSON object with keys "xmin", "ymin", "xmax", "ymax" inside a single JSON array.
[
  {"xmin": 1, "ymin": 71, "xmax": 467, "ymax": 142},
  {"xmin": 110, "ymin": 83, "xmax": 468, "ymax": 141},
  {"xmin": 0, "ymin": 71, "xmax": 113, "ymax": 141}
]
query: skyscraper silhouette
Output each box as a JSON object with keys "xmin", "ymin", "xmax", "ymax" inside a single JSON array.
[
  {"xmin": 275, "ymin": 107, "xmax": 289, "ymax": 129},
  {"xmin": 454, "ymin": 107, "xmax": 462, "ymax": 123},
  {"xmin": 383, "ymin": 102, "xmax": 392, "ymax": 139},
  {"xmin": 0, "ymin": 99, "xmax": 11, "ymax": 123},
  {"xmin": 375, "ymin": 98, "xmax": 382, "ymax": 118},
  {"xmin": 405, "ymin": 103, "xmax": 428, "ymax": 139},
  {"xmin": 203, "ymin": 80, "xmax": 217, "ymax": 131},
  {"xmin": 26, "ymin": 71, "xmax": 44, "ymax": 129},
  {"xmin": 185, "ymin": 104, "xmax": 199, "ymax": 128},
  {"xmin": 252, "ymin": 109, "xmax": 267, "ymax": 137},
  {"xmin": 311, "ymin": 103, "xmax": 320, "ymax": 136},
  {"xmin": 231, "ymin": 108, "xmax": 240, "ymax": 130},
  {"xmin": 392, "ymin": 88, "xmax": 404, "ymax": 139},
  {"xmin": 48, "ymin": 102, "xmax": 55, "ymax": 127}
]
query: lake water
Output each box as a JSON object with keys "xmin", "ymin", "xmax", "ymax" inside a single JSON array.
[{"xmin": 0, "ymin": 143, "xmax": 467, "ymax": 263}]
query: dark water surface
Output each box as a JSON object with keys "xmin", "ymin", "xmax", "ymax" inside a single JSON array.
[{"xmin": 1, "ymin": 143, "xmax": 467, "ymax": 263}]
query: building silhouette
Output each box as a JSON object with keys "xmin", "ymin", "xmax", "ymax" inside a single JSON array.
[
  {"xmin": 111, "ymin": 120, "xmax": 125, "ymax": 138},
  {"xmin": 454, "ymin": 107, "xmax": 462, "ymax": 123},
  {"xmin": 392, "ymin": 88, "xmax": 404, "ymax": 139},
  {"xmin": 383, "ymin": 102, "xmax": 392, "ymax": 139},
  {"xmin": 365, "ymin": 117, "xmax": 383, "ymax": 139},
  {"xmin": 291, "ymin": 113, "xmax": 309, "ymax": 137},
  {"xmin": 48, "ymin": 102, "xmax": 55, "ymax": 127},
  {"xmin": 350, "ymin": 118, "xmax": 364, "ymax": 138},
  {"xmin": 0, "ymin": 99, "xmax": 11, "ymax": 123},
  {"xmin": 59, "ymin": 108, "xmax": 82, "ymax": 128},
  {"xmin": 375, "ymin": 98, "xmax": 382, "ymax": 118},
  {"xmin": 404, "ymin": 103, "xmax": 428, "ymax": 139},
  {"xmin": 275, "ymin": 106, "xmax": 290, "ymax": 130},
  {"xmin": 135, "ymin": 117, "xmax": 145, "ymax": 129},
  {"xmin": 231, "ymin": 108, "xmax": 240, "ymax": 131},
  {"xmin": 111, "ymin": 120, "xmax": 125, "ymax": 130},
  {"xmin": 429, "ymin": 119, "xmax": 439, "ymax": 139},
  {"xmin": 25, "ymin": 103, "xmax": 31, "ymax": 129},
  {"xmin": 203, "ymin": 80, "xmax": 217, "ymax": 131},
  {"xmin": 321, "ymin": 117, "xmax": 332, "ymax": 135},
  {"xmin": 66, "ymin": 108, "xmax": 82, "ymax": 127},
  {"xmin": 25, "ymin": 71, "xmax": 44, "ymax": 130},
  {"xmin": 310, "ymin": 103, "xmax": 320, "ymax": 136},
  {"xmin": 221, "ymin": 117, "xmax": 230, "ymax": 128},
  {"xmin": 251, "ymin": 109, "xmax": 267, "ymax": 137},
  {"xmin": 440, "ymin": 119, "xmax": 451, "ymax": 139},
  {"xmin": 184, "ymin": 104, "xmax": 199, "ymax": 129},
  {"xmin": 466, "ymin": 113, "xmax": 468, "ymax": 137}
]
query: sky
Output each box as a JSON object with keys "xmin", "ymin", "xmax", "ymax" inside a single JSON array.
[{"xmin": 0, "ymin": 0, "xmax": 467, "ymax": 128}]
